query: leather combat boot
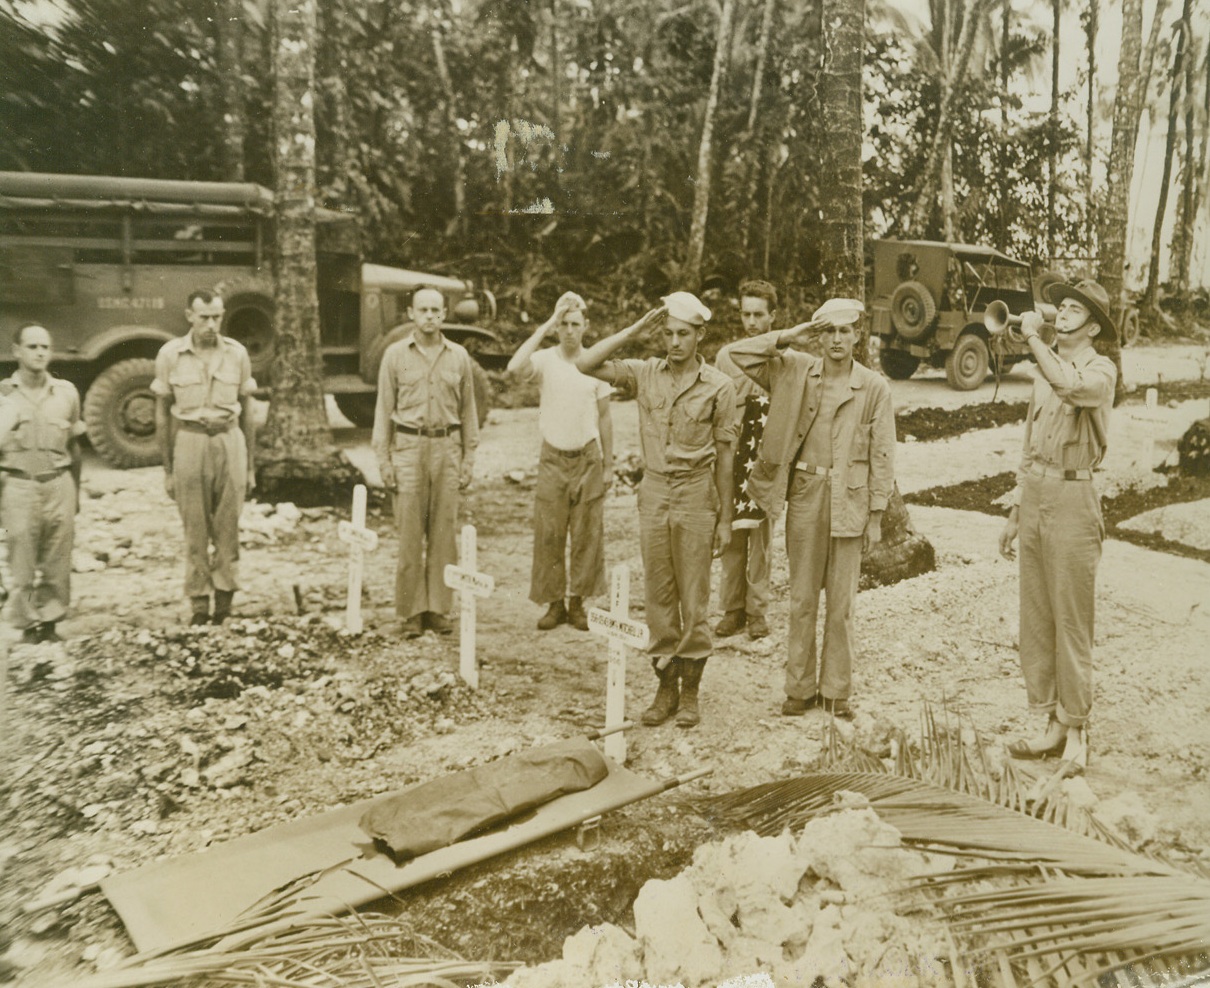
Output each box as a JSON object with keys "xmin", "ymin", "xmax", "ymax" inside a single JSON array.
[
  {"xmin": 714, "ymin": 609, "xmax": 746, "ymax": 637},
  {"xmin": 213, "ymin": 590, "xmax": 235, "ymax": 625},
  {"xmin": 675, "ymin": 657, "xmax": 706, "ymax": 728},
  {"xmin": 567, "ymin": 596, "xmax": 589, "ymax": 631},
  {"xmin": 640, "ymin": 658, "xmax": 679, "ymax": 726},
  {"xmin": 537, "ymin": 600, "xmax": 568, "ymax": 630}
]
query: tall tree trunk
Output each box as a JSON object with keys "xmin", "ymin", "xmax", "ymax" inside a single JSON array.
[
  {"xmin": 431, "ymin": 12, "xmax": 468, "ymax": 240},
  {"xmin": 742, "ymin": 0, "xmax": 777, "ymax": 258},
  {"xmin": 819, "ymin": 0, "xmax": 936, "ymax": 585},
  {"xmin": 1141, "ymin": 5, "xmax": 1189, "ymax": 313},
  {"xmin": 908, "ymin": 0, "xmax": 998, "ymax": 235},
  {"xmin": 1170, "ymin": 4, "xmax": 1198, "ymax": 295},
  {"xmin": 1047, "ymin": 0, "xmax": 1060, "ymax": 260},
  {"xmin": 999, "ymin": 0, "xmax": 1011, "ymax": 246},
  {"xmin": 217, "ymin": 0, "xmax": 246, "ymax": 182},
  {"xmin": 1084, "ymin": 0, "xmax": 1096, "ymax": 259},
  {"xmin": 684, "ymin": 0, "xmax": 736, "ymax": 290},
  {"xmin": 260, "ymin": 0, "xmax": 358, "ymax": 503},
  {"xmin": 747, "ymin": 0, "xmax": 776, "ymax": 132}
]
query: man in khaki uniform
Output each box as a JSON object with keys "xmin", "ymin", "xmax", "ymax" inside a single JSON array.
[
  {"xmin": 577, "ymin": 292, "xmax": 736, "ymax": 729},
  {"xmin": 154, "ymin": 289, "xmax": 257, "ymax": 625},
  {"xmin": 507, "ymin": 291, "xmax": 612, "ymax": 632},
  {"xmin": 725, "ymin": 298, "xmax": 896, "ymax": 720},
  {"xmin": 714, "ymin": 279, "xmax": 777, "ymax": 641},
  {"xmin": 372, "ymin": 286, "xmax": 478, "ymax": 639},
  {"xmin": 0, "ymin": 323, "xmax": 85, "ymax": 643},
  {"xmin": 1000, "ymin": 279, "xmax": 1116, "ymax": 774}
]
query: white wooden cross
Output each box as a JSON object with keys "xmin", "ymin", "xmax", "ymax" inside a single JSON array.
[
  {"xmin": 587, "ymin": 565, "xmax": 648, "ymax": 763},
  {"xmin": 337, "ymin": 484, "xmax": 378, "ymax": 635},
  {"xmin": 444, "ymin": 524, "xmax": 494, "ymax": 689}
]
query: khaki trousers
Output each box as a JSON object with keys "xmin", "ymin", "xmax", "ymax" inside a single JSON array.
[
  {"xmin": 718, "ymin": 517, "xmax": 771, "ymax": 618},
  {"xmin": 174, "ymin": 428, "xmax": 247, "ymax": 598},
  {"xmin": 1, "ymin": 472, "xmax": 75, "ymax": 628},
  {"xmin": 1018, "ymin": 474, "xmax": 1103, "ymax": 727},
  {"xmin": 638, "ymin": 468, "xmax": 717, "ymax": 661},
  {"xmin": 530, "ymin": 441, "xmax": 606, "ymax": 604},
  {"xmin": 392, "ymin": 433, "xmax": 460, "ymax": 619},
  {"xmin": 784, "ymin": 472, "xmax": 862, "ymax": 701}
]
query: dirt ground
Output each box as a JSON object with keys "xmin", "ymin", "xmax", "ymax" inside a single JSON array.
[{"xmin": 2, "ymin": 342, "xmax": 1209, "ymax": 985}]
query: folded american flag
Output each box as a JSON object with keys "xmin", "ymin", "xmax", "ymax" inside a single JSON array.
[{"xmin": 732, "ymin": 392, "xmax": 769, "ymax": 529}]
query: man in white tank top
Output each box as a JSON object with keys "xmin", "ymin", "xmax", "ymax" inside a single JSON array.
[{"xmin": 507, "ymin": 292, "xmax": 613, "ymax": 631}]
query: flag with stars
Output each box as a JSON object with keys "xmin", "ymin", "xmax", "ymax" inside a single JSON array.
[{"xmin": 732, "ymin": 392, "xmax": 769, "ymax": 529}]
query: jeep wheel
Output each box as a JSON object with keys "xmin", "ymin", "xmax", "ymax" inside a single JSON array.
[
  {"xmin": 84, "ymin": 358, "xmax": 161, "ymax": 468},
  {"xmin": 333, "ymin": 393, "xmax": 377, "ymax": 428},
  {"xmin": 944, "ymin": 333, "xmax": 990, "ymax": 391},
  {"xmin": 1121, "ymin": 307, "xmax": 1141, "ymax": 347},
  {"xmin": 890, "ymin": 280, "xmax": 937, "ymax": 341},
  {"xmin": 223, "ymin": 296, "xmax": 275, "ymax": 376},
  {"xmin": 879, "ymin": 348, "xmax": 920, "ymax": 380}
]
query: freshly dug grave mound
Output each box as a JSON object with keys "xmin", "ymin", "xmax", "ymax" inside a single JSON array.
[{"xmin": 504, "ymin": 807, "xmax": 958, "ymax": 988}]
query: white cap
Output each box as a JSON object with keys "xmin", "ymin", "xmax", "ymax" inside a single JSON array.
[
  {"xmin": 557, "ymin": 290, "xmax": 587, "ymax": 312},
  {"xmin": 812, "ymin": 297, "xmax": 865, "ymax": 325},
  {"xmin": 661, "ymin": 291, "xmax": 712, "ymax": 325}
]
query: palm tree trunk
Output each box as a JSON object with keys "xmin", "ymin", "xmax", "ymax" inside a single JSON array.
[
  {"xmin": 260, "ymin": 0, "xmax": 358, "ymax": 503},
  {"xmin": 907, "ymin": 0, "xmax": 998, "ymax": 235},
  {"xmin": 1170, "ymin": 5, "xmax": 1198, "ymax": 295},
  {"xmin": 1141, "ymin": 3, "xmax": 1189, "ymax": 313},
  {"xmin": 216, "ymin": 0, "xmax": 246, "ymax": 182},
  {"xmin": 684, "ymin": 0, "xmax": 736, "ymax": 290},
  {"xmin": 1084, "ymin": 0, "xmax": 1097, "ymax": 257},
  {"xmin": 999, "ymin": 0, "xmax": 1011, "ymax": 246},
  {"xmin": 431, "ymin": 12, "xmax": 468, "ymax": 240},
  {"xmin": 1047, "ymin": 0, "xmax": 1060, "ymax": 260},
  {"xmin": 819, "ymin": 0, "xmax": 936, "ymax": 584}
]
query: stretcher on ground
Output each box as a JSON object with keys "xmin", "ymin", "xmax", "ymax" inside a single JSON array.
[{"xmin": 102, "ymin": 729, "xmax": 706, "ymax": 955}]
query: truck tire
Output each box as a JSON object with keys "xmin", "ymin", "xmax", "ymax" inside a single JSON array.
[
  {"xmin": 879, "ymin": 348, "xmax": 920, "ymax": 380},
  {"xmin": 333, "ymin": 364, "xmax": 491, "ymax": 430},
  {"xmin": 944, "ymin": 333, "xmax": 990, "ymax": 391},
  {"xmin": 223, "ymin": 295, "xmax": 275, "ymax": 376},
  {"xmin": 890, "ymin": 280, "xmax": 936, "ymax": 341},
  {"xmin": 84, "ymin": 358, "xmax": 161, "ymax": 468}
]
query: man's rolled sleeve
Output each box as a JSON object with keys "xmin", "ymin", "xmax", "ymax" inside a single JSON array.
[
  {"xmin": 722, "ymin": 333, "xmax": 781, "ymax": 393},
  {"xmin": 603, "ymin": 358, "xmax": 639, "ymax": 396},
  {"xmin": 712, "ymin": 379, "xmax": 739, "ymax": 444},
  {"xmin": 868, "ymin": 381, "xmax": 896, "ymax": 513},
  {"xmin": 371, "ymin": 352, "xmax": 397, "ymax": 476},
  {"xmin": 150, "ymin": 347, "xmax": 173, "ymax": 398},
  {"xmin": 1049, "ymin": 355, "xmax": 1116, "ymax": 407},
  {"xmin": 459, "ymin": 352, "xmax": 480, "ymax": 456},
  {"xmin": 238, "ymin": 350, "xmax": 257, "ymax": 396}
]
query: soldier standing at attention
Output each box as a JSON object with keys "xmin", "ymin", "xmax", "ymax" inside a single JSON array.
[
  {"xmin": 372, "ymin": 285, "xmax": 478, "ymax": 639},
  {"xmin": 999, "ymin": 280, "xmax": 1116, "ymax": 774},
  {"xmin": 507, "ymin": 291, "xmax": 613, "ymax": 632},
  {"xmin": 153, "ymin": 289, "xmax": 257, "ymax": 626},
  {"xmin": 714, "ymin": 279, "xmax": 778, "ymax": 641},
  {"xmin": 0, "ymin": 323, "xmax": 85, "ymax": 643},
  {"xmin": 724, "ymin": 299, "xmax": 896, "ymax": 721},
  {"xmin": 577, "ymin": 293, "xmax": 737, "ymax": 729}
]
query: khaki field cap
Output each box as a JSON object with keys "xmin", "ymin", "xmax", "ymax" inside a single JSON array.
[
  {"xmin": 812, "ymin": 297, "xmax": 865, "ymax": 325},
  {"xmin": 1045, "ymin": 279, "xmax": 1116, "ymax": 341},
  {"xmin": 661, "ymin": 291, "xmax": 712, "ymax": 325}
]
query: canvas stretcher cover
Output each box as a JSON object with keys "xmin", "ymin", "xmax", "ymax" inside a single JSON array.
[
  {"xmin": 360, "ymin": 737, "xmax": 608, "ymax": 862},
  {"xmin": 102, "ymin": 750, "xmax": 661, "ymax": 954}
]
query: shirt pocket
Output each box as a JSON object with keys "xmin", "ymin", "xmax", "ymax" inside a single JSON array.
[
  {"xmin": 37, "ymin": 416, "xmax": 71, "ymax": 454},
  {"xmin": 671, "ymin": 392, "xmax": 714, "ymax": 449},
  {"xmin": 169, "ymin": 365, "xmax": 207, "ymax": 412},
  {"xmin": 395, "ymin": 368, "xmax": 428, "ymax": 416},
  {"xmin": 211, "ymin": 365, "xmax": 243, "ymax": 407},
  {"xmin": 847, "ymin": 425, "xmax": 871, "ymax": 488},
  {"xmin": 10, "ymin": 410, "xmax": 35, "ymax": 451}
]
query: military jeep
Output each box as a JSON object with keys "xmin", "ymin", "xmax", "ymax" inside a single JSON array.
[
  {"xmin": 0, "ymin": 171, "xmax": 502, "ymax": 466},
  {"xmin": 870, "ymin": 239, "xmax": 1054, "ymax": 391}
]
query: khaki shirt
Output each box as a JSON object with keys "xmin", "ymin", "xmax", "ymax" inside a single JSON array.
[
  {"xmin": 0, "ymin": 373, "xmax": 85, "ymax": 473},
  {"xmin": 371, "ymin": 334, "xmax": 479, "ymax": 473},
  {"xmin": 1013, "ymin": 346, "xmax": 1116, "ymax": 502},
  {"xmin": 605, "ymin": 356, "xmax": 737, "ymax": 474},
  {"xmin": 151, "ymin": 334, "xmax": 256, "ymax": 424}
]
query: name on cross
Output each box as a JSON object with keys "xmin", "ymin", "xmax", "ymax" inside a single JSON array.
[
  {"xmin": 444, "ymin": 566, "xmax": 494, "ymax": 597},
  {"xmin": 338, "ymin": 520, "xmax": 378, "ymax": 552},
  {"xmin": 587, "ymin": 609, "xmax": 648, "ymax": 648}
]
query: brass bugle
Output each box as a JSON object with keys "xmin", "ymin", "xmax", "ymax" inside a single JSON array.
[{"xmin": 983, "ymin": 300, "xmax": 1056, "ymax": 342}]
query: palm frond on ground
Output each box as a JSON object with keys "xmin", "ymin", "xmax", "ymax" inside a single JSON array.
[
  {"xmin": 72, "ymin": 913, "xmax": 515, "ymax": 988},
  {"xmin": 706, "ymin": 708, "xmax": 1210, "ymax": 987}
]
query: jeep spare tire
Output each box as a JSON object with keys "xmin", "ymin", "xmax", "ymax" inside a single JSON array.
[
  {"xmin": 222, "ymin": 295, "xmax": 275, "ymax": 377},
  {"xmin": 944, "ymin": 333, "xmax": 990, "ymax": 391},
  {"xmin": 879, "ymin": 348, "xmax": 920, "ymax": 380},
  {"xmin": 889, "ymin": 280, "xmax": 936, "ymax": 341},
  {"xmin": 84, "ymin": 358, "xmax": 161, "ymax": 468}
]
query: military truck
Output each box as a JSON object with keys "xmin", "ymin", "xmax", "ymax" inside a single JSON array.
[
  {"xmin": 0, "ymin": 171, "xmax": 501, "ymax": 467},
  {"xmin": 869, "ymin": 239, "xmax": 1055, "ymax": 391}
]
